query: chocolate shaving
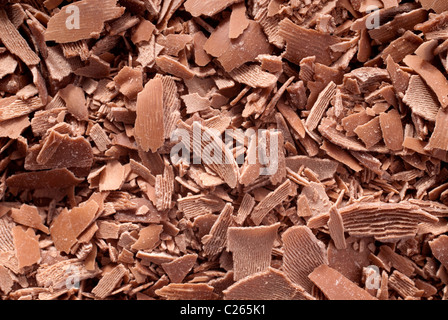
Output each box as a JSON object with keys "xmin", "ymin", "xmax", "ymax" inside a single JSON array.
[
  {"xmin": 227, "ymin": 223, "xmax": 279, "ymax": 281},
  {"xmin": 0, "ymin": 0, "xmax": 447, "ymax": 302},
  {"xmin": 184, "ymin": 0, "xmax": 243, "ymax": 17},
  {"xmin": 204, "ymin": 18, "xmax": 271, "ymax": 72},
  {"xmin": 279, "ymin": 18, "xmax": 342, "ymax": 66},
  {"xmin": 45, "ymin": 0, "xmax": 125, "ymax": 43},
  {"xmin": 282, "ymin": 226, "xmax": 328, "ymax": 293},
  {"xmin": 309, "ymin": 264, "xmax": 377, "ymax": 300},
  {"xmin": 403, "ymin": 55, "xmax": 448, "ymax": 109},
  {"xmin": 135, "ymin": 77, "xmax": 164, "ymax": 153},
  {"xmin": 223, "ymin": 267, "xmax": 313, "ymax": 300},
  {"xmin": 0, "ymin": 9, "xmax": 40, "ymax": 66}
]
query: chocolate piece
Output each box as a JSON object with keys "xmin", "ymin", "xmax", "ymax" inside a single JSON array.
[
  {"xmin": 309, "ymin": 265, "xmax": 377, "ymax": 300},
  {"xmin": 45, "ymin": 0, "xmax": 125, "ymax": 43},
  {"xmin": 1, "ymin": 0, "xmax": 448, "ymax": 302}
]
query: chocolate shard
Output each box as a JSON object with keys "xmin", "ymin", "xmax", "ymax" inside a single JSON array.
[
  {"xmin": 403, "ymin": 75, "xmax": 440, "ymax": 122},
  {"xmin": 0, "ymin": 9, "xmax": 40, "ymax": 66},
  {"xmin": 12, "ymin": 226, "xmax": 41, "ymax": 269},
  {"xmin": 204, "ymin": 18, "xmax": 272, "ymax": 72},
  {"xmin": 223, "ymin": 267, "xmax": 314, "ymax": 300},
  {"xmin": 403, "ymin": 55, "xmax": 448, "ymax": 109},
  {"xmin": 227, "ymin": 223, "xmax": 279, "ymax": 281},
  {"xmin": 135, "ymin": 77, "xmax": 165, "ymax": 153},
  {"xmin": 45, "ymin": 0, "xmax": 125, "ymax": 43},
  {"xmin": 50, "ymin": 199, "xmax": 99, "ymax": 253},
  {"xmin": 6, "ymin": 168, "xmax": 83, "ymax": 190},
  {"xmin": 282, "ymin": 226, "xmax": 328, "ymax": 293},
  {"xmin": 155, "ymin": 283, "xmax": 219, "ymax": 300},
  {"xmin": 250, "ymin": 179, "xmax": 293, "ymax": 225},
  {"xmin": 379, "ymin": 109, "xmax": 404, "ymax": 151},
  {"xmin": 309, "ymin": 265, "xmax": 377, "ymax": 300},
  {"xmin": 279, "ymin": 18, "xmax": 342, "ymax": 66},
  {"xmin": 202, "ymin": 203, "xmax": 234, "ymax": 259},
  {"xmin": 10, "ymin": 204, "xmax": 49, "ymax": 234},
  {"xmin": 161, "ymin": 254, "xmax": 197, "ymax": 283},
  {"xmin": 429, "ymin": 235, "xmax": 448, "ymax": 269},
  {"xmin": 184, "ymin": 0, "xmax": 243, "ymax": 17},
  {"xmin": 25, "ymin": 131, "xmax": 94, "ymax": 170}
]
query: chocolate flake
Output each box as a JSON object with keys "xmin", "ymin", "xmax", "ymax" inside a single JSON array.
[
  {"xmin": 135, "ymin": 77, "xmax": 164, "ymax": 153},
  {"xmin": 309, "ymin": 265, "xmax": 377, "ymax": 300},
  {"xmin": 227, "ymin": 223, "xmax": 279, "ymax": 281},
  {"xmin": 45, "ymin": 0, "xmax": 125, "ymax": 43},
  {"xmin": 0, "ymin": 0, "xmax": 448, "ymax": 302},
  {"xmin": 282, "ymin": 226, "xmax": 328, "ymax": 292},
  {"xmin": 223, "ymin": 267, "xmax": 313, "ymax": 300}
]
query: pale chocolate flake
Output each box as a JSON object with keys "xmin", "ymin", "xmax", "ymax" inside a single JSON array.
[
  {"xmin": 184, "ymin": 0, "xmax": 243, "ymax": 17},
  {"xmin": 155, "ymin": 163, "xmax": 174, "ymax": 211},
  {"xmin": 155, "ymin": 283, "xmax": 218, "ymax": 300},
  {"xmin": 0, "ymin": 9, "xmax": 40, "ymax": 66},
  {"xmin": 155, "ymin": 55, "xmax": 195, "ymax": 80},
  {"xmin": 45, "ymin": 0, "xmax": 125, "ymax": 43},
  {"xmin": 388, "ymin": 270, "xmax": 424, "ymax": 299},
  {"xmin": 379, "ymin": 109, "xmax": 404, "ymax": 151},
  {"xmin": 282, "ymin": 226, "xmax": 328, "ymax": 293},
  {"xmin": 135, "ymin": 78, "xmax": 165, "ymax": 153},
  {"xmin": 403, "ymin": 55, "xmax": 448, "ymax": 109},
  {"xmin": 250, "ymin": 179, "xmax": 293, "ymax": 225},
  {"xmin": 204, "ymin": 19, "xmax": 271, "ymax": 72},
  {"xmin": 10, "ymin": 204, "xmax": 49, "ymax": 234},
  {"xmin": 0, "ymin": 96, "xmax": 43, "ymax": 122},
  {"xmin": 92, "ymin": 264, "xmax": 127, "ymax": 299},
  {"xmin": 277, "ymin": 102, "xmax": 306, "ymax": 139},
  {"xmin": 6, "ymin": 168, "xmax": 83, "ymax": 190},
  {"xmin": 319, "ymin": 201, "xmax": 438, "ymax": 242},
  {"xmin": 0, "ymin": 54, "xmax": 18, "ymax": 80},
  {"xmin": 12, "ymin": 226, "xmax": 41, "ymax": 269},
  {"xmin": 131, "ymin": 225, "xmax": 163, "ymax": 251},
  {"xmin": 279, "ymin": 18, "xmax": 342, "ymax": 66},
  {"xmin": 305, "ymin": 81, "xmax": 337, "ymax": 132},
  {"xmin": 418, "ymin": 0, "xmax": 448, "ymax": 13},
  {"xmin": 223, "ymin": 268, "xmax": 313, "ymax": 300},
  {"xmin": 58, "ymin": 84, "xmax": 88, "ymax": 121},
  {"xmin": 429, "ymin": 235, "xmax": 448, "ymax": 269},
  {"xmin": 354, "ymin": 116, "xmax": 382, "ymax": 149},
  {"xmin": 228, "ymin": 64, "xmax": 277, "ymax": 89},
  {"xmin": 227, "ymin": 223, "xmax": 279, "ymax": 281},
  {"xmin": 229, "ymin": 2, "xmax": 250, "ymax": 39},
  {"xmin": 25, "ymin": 131, "xmax": 93, "ymax": 170},
  {"xmin": 202, "ymin": 203, "xmax": 234, "ymax": 259},
  {"xmin": 36, "ymin": 259, "xmax": 98, "ymax": 289},
  {"xmin": 427, "ymin": 108, "xmax": 448, "ymax": 151},
  {"xmin": 328, "ymin": 206, "xmax": 346, "ymax": 250},
  {"xmin": 308, "ymin": 265, "xmax": 377, "ymax": 300},
  {"xmin": 113, "ymin": 66, "xmax": 143, "ymax": 100},
  {"xmin": 0, "ymin": 116, "xmax": 30, "ymax": 140},
  {"xmin": 89, "ymin": 123, "xmax": 112, "ymax": 152},
  {"xmin": 403, "ymin": 75, "xmax": 440, "ymax": 122},
  {"xmin": 50, "ymin": 199, "xmax": 99, "ymax": 253},
  {"xmin": 177, "ymin": 194, "xmax": 225, "ymax": 219},
  {"xmin": 161, "ymin": 253, "xmax": 197, "ymax": 283},
  {"xmin": 233, "ymin": 193, "xmax": 255, "ymax": 225}
]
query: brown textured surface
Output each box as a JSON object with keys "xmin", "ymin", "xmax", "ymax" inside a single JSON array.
[{"xmin": 0, "ymin": 0, "xmax": 448, "ymax": 302}]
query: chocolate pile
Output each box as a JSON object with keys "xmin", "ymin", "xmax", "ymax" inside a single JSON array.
[{"xmin": 0, "ymin": 0, "xmax": 448, "ymax": 300}]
